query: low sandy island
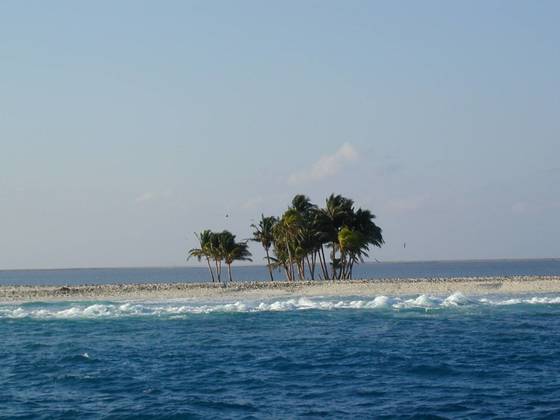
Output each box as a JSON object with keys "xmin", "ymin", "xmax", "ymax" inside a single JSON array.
[{"xmin": 1, "ymin": 276, "xmax": 560, "ymax": 303}]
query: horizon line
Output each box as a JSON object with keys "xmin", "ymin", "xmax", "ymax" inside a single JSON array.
[{"xmin": 1, "ymin": 256, "xmax": 559, "ymax": 273}]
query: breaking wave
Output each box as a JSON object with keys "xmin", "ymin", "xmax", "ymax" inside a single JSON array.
[{"xmin": 2, "ymin": 292, "xmax": 560, "ymax": 320}]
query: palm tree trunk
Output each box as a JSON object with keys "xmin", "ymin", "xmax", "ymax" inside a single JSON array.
[
  {"xmin": 214, "ymin": 259, "xmax": 221, "ymax": 283},
  {"xmin": 342, "ymin": 255, "xmax": 350, "ymax": 279},
  {"xmin": 306, "ymin": 255, "xmax": 314, "ymax": 280},
  {"xmin": 297, "ymin": 261, "xmax": 305, "ymax": 281},
  {"xmin": 331, "ymin": 242, "xmax": 338, "ymax": 280},
  {"xmin": 228, "ymin": 263, "xmax": 233, "ymax": 282},
  {"xmin": 286, "ymin": 244, "xmax": 295, "ymax": 281},
  {"xmin": 206, "ymin": 257, "xmax": 215, "ymax": 282},
  {"xmin": 319, "ymin": 246, "xmax": 329, "ymax": 280},
  {"xmin": 315, "ymin": 251, "xmax": 324, "ymax": 280},
  {"xmin": 283, "ymin": 264, "xmax": 291, "ymax": 281},
  {"xmin": 312, "ymin": 253, "xmax": 317, "ymax": 280},
  {"xmin": 265, "ymin": 248, "xmax": 274, "ymax": 281}
]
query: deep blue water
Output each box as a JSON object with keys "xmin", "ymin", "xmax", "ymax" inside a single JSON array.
[
  {"xmin": 2, "ymin": 294, "xmax": 560, "ymax": 418},
  {"xmin": 2, "ymin": 259, "xmax": 560, "ymax": 418},
  {"xmin": 1, "ymin": 258, "xmax": 559, "ymax": 286}
]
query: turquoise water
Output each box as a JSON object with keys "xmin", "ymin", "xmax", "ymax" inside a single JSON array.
[{"xmin": 2, "ymin": 293, "xmax": 560, "ymax": 418}]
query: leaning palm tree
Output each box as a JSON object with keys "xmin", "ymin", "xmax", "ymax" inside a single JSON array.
[
  {"xmin": 310, "ymin": 209, "xmax": 333, "ymax": 280},
  {"xmin": 316, "ymin": 195, "xmax": 383, "ymax": 279},
  {"xmin": 320, "ymin": 194, "xmax": 354, "ymax": 279},
  {"xmin": 351, "ymin": 208, "xmax": 384, "ymax": 248},
  {"xmin": 273, "ymin": 209, "xmax": 303, "ymax": 281},
  {"xmin": 251, "ymin": 215, "xmax": 278, "ymax": 281},
  {"xmin": 333, "ymin": 207, "xmax": 384, "ymax": 279},
  {"xmin": 220, "ymin": 232, "xmax": 252, "ymax": 282},
  {"xmin": 270, "ymin": 235, "xmax": 292, "ymax": 281},
  {"xmin": 188, "ymin": 230, "xmax": 216, "ymax": 282},
  {"xmin": 338, "ymin": 227, "xmax": 366, "ymax": 279},
  {"xmin": 290, "ymin": 195, "xmax": 319, "ymax": 279},
  {"xmin": 291, "ymin": 194, "xmax": 316, "ymax": 215},
  {"xmin": 343, "ymin": 208, "xmax": 383, "ymax": 279},
  {"xmin": 248, "ymin": 193, "xmax": 384, "ymax": 281},
  {"xmin": 209, "ymin": 231, "xmax": 225, "ymax": 283}
]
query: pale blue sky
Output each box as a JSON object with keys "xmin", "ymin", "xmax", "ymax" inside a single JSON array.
[{"xmin": 1, "ymin": 1, "xmax": 559, "ymax": 269}]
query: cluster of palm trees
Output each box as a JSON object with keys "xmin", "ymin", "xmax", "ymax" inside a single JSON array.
[
  {"xmin": 188, "ymin": 230, "xmax": 252, "ymax": 283},
  {"xmin": 251, "ymin": 194, "xmax": 384, "ymax": 281},
  {"xmin": 188, "ymin": 194, "xmax": 383, "ymax": 283}
]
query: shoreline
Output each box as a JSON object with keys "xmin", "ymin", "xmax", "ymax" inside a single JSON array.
[{"xmin": 2, "ymin": 276, "xmax": 560, "ymax": 303}]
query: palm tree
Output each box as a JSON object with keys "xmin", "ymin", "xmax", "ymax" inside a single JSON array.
[
  {"xmin": 188, "ymin": 230, "xmax": 216, "ymax": 282},
  {"xmin": 290, "ymin": 195, "xmax": 318, "ymax": 279},
  {"xmin": 251, "ymin": 215, "xmax": 278, "ymax": 281},
  {"xmin": 209, "ymin": 231, "xmax": 225, "ymax": 283},
  {"xmin": 331, "ymin": 206, "xmax": 384, "ymax": 279},
  {"xmin": 220, "ymin": 231, "xmax": 252, "ymax": 282},
  {"xmin": 320, "ymin": 194, "xmax": 354, "ymax": 279},
  {"xmin": 338, "ymin": 227, "xmax": 366, "ymax": 279},
  {"xmin": 351, "ymin": 208, "xmax": 384, "ymax": 248},
  {"xmin": 263, "ymin": 194, "xmax": 384, "ymax": 281},
  {"xmin": 315, "ymin": 195, "xmax": 383, "ymax": 279},
  {"xmin": 271, "ymin": 217, "xmax": 292, "ymax": 281},
  {"xmin": 291, "ymin": 194, "xmax": 316, "ymax": 214},
  {"xmin": 273, "ymin": 208, "xmax": 303, "ymax": 281},
  {"xmin": 246, "ymin": 193, "xmax": 384, "ymax": 281},
  {"xmin": 311, "ymin": 209, "xmax": 333, "ymax": 280},
  {"xmin": 343, "ymin": 208, "xmax": 384, "ymax": 279}
]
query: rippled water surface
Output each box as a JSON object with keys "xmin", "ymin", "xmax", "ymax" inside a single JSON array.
[{"xmin": 2, "ymin": 294, "xmax": 560, "ymax": 418}]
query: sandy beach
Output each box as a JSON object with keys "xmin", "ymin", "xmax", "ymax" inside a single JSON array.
[{"xmin": 2, "ymin": 276, "xmax": 560, "ymax": 303}]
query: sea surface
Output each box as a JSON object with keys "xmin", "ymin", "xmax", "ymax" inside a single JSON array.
[
  {"xmin": 2, "ymin": 259, "xmax": 560, "ymax": 419},
  {"xmin": 1, "ymin": 258, "xmax": 559, "ymax": 286},
  {"xmin": 3, "ymin": 293, "xmax": 560, "ymax": 418}
]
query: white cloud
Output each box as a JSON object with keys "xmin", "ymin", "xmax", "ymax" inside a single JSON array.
[{"xmin": 288, "ymin": 143, "xmax": 359, "ymax": 184}]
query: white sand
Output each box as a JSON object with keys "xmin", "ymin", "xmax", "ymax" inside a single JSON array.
[{"xmin": 1, "ymin": 276, "xmax": 560, "ymax": 303}]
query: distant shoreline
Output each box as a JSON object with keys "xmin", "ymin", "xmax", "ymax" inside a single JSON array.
[{"xmin": 2, "ymin": 276, "xmax": 560, "ymax": 303}]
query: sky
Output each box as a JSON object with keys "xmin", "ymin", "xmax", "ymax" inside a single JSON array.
[{"xmin": 1, "ymin": 1, "xmax": 559, "ymax": 269}]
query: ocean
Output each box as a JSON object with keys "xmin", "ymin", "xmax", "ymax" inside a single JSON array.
[
  {"xmin": 2, "ymin": 259, "xmax": 560, "ymax": 418},
  {"xmin": 1, "ymin": 258, "xmax": 559, "ymax": 286}
]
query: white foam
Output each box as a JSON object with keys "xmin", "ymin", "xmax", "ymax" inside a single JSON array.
[
  {"xmin": 525, "ymin": 296, "xmax": 560, "ymax": 304},
  {"xmin": 393, "ymin": 294, "xmax": 442, "ymax": 309},
  {"xmin": 365, "ymin": 295, "xmax": 394, "ymax": 308},
  {"xmin": 2, "ymin": 293, "xmax": 560, "ymax": 319},
  {"xmin": 443, "ymin": 292, "xmax": 476, "ymax": 307}
]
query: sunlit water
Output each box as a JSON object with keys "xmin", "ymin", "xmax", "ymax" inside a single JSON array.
[{"xmin": 2, "ymin": 293, "xmax": 560, "ymax": 418}]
